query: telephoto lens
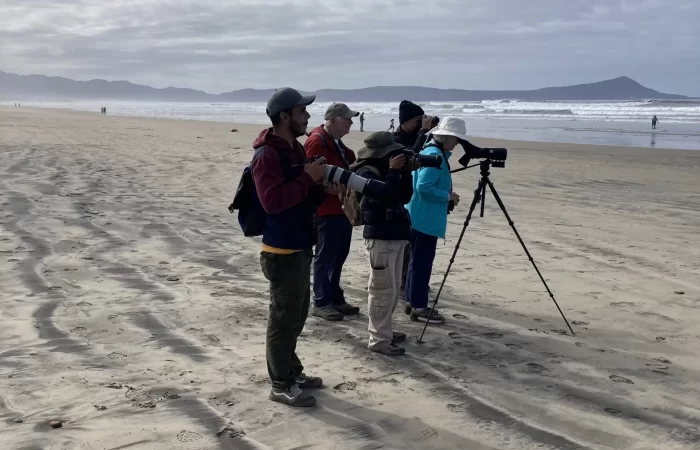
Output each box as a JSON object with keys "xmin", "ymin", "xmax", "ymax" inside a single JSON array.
[{"xmin": 321, "ymin": 163, "xmax": 387, "ymax": 200}]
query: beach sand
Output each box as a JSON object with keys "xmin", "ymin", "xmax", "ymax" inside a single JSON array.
[{"xmin": 1, "ymin": 107, "xmax": 699, "ymax": 450}]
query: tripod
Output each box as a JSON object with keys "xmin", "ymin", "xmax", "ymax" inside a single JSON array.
[{"xmin": 417, "ymin": 160, "xmax": 574, "ymax": 342}]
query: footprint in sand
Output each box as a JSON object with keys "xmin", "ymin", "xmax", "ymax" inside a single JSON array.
[
  {"xmin": 446, "ymin": 403, "xmax": 468, "ymax": 414},
  {"xmin": 353, "ymin": 367, "xmax": 372, "ymax": 374},
  {"xmin": 176, "ymin": 430, "xmax": 203, "ymax": 442},
  {"xmin": 77, "ymin": 302, "xmax": 93, "ymax": 307},
  {"xmin": 483, "ymin": 331, "xmax": 503, "ymax": 339},
  {"xmin": 333, "ymin": 382, "xmax": 357, "ymax": 392},
  {"xmin": 654, "ymin": 357, "xmax": 672, "ymax": 364},
  {"xmin": 452, "ymin": 313, "xmax": 468, "ymax": 319},
  {"xmin": 448, "ymin": 332, "xmax": 462, "ymax": 339},
  {"xmin": 526, "ymin": 363, "xmax": 547, "ymax": 372},
  {"xmin": 604, "ymin": 407, "xmax": 622, "ymax": 415},
  {"xmin": 609, "ymin": 375, "xmax": 634, "ymax": 384},
  {"xmin": 70, "ymin": 326, "xmax": 87, "ymax": 335},
  {"xmin": 572, "ymin": 321, "xmax": 589, "ymax": 325},
  {"xmin": 610, "ymin": 301, "xmax": 635, "ymax": 307},
  {"xmin": 108, "ymin": 352, "xmax": 127, "ymax": 360}
]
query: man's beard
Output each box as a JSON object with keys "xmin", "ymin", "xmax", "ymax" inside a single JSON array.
[{"xmin": 290, "ymin": 118, "xmax": 307, "ymax": 137}]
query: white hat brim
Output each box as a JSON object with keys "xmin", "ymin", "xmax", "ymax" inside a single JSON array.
[{"xmin": 428, "ymin": 126, "xmax": 470, "ymax": 141}]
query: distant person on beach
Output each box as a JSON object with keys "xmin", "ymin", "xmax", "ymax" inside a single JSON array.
[
  {"xmin": 304, "ymin": 103, "xmax": 360, "ymax": 322},
  {"xmin": 359, "ymin": 112, "xmax": 365, "ymax": 132},
  {"xmin": 252, "ymin": 87, "xmax": 326, "ymax": 407},
  {"xmin": 652, "ymin": 115, "xmax": 658, "ymax": 129},
  {"xmin": 388, "ymin": 118, "xmax": 394, "ymax": 132}
]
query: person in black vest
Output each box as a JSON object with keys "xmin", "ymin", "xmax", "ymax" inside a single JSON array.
[
  {"xmin": 252, "ymin": 87, "xmax": 327, "ymax": 407},
  {"xmin": 351, "ymin": 132, "xmax": 417, "ymax": 356}
]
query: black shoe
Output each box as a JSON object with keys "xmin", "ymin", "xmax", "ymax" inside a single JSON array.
[
  {"xmin": 404, "ymin": 303, "xmax": 412, "ymax": 315},
  {"xmin": 269, "ymin": 385, "xmax": 316, "ymax": 407},
  {"xmin": 333, "ymin": 303, "xmax": 360, "ymax": 316},
  {"xmin": 312, "ymin": 306, "xmax": 344, "ymax": 321},
  {"xmin": 370, "ymin": 344, "xmax": 406, "ymax": 356},
  {"xmin": 392, "ymin": 331, "xmax": 407, "ymax": 343},
  {"xmin": 295, "ymin": 373, "xmax": 323, "ymax": 389}
]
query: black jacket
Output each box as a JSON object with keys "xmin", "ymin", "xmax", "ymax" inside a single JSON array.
[
  {"xmin": 393, "ymin": 126, "xmax": 429, "ymax": 153},
  {"xmin": 356, "ymin": 164, "xmax": 413, "ymax": 241}
]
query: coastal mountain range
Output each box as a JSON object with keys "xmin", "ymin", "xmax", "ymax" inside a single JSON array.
[{"xmin": 0, "ymin": 71, "xmax": 689, "ymax": 102}]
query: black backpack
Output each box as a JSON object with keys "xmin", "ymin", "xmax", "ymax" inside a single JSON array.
[{"xmin": 228, "ymin": 146, "xmax": 267, "ymax": 237}]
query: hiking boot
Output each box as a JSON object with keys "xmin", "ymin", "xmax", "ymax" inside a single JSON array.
[
  {"xmin": 333, "ymin": 302, "xmax": 360, "ymax": 316},
  {"xmin": 410, "ymin": 307, "xmax": 445, "ymax": 324},
  {"xmin": 371, "ymin": 344, "xmax": 406, "ymax": 356},
  {"xmin": 312, "ymin": 305, "xmax": 343, "ymax": 321},
  {"xmin": 392, "ymin": 331, "xmax": 407, "ymax": 343},
  {"xmin": 269, "ymin": 384, "xmax": 316, "ymax": 407},
  {"xmin": 295, "ymin": 373, "xmax": 323, "ymax": 389}
]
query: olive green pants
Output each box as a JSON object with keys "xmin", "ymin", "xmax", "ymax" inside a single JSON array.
[{"xmin": 260, "ymin": 250, "xmax": 312, "ymax": 390}]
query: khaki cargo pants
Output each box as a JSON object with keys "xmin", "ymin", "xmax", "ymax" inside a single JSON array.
[{"xmin": 365, "ymin": 239, "xmax": 407, "ymax": 351}]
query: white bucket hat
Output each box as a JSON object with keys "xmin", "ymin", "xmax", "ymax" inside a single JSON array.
[{"xmin": 428, "ymin": 116, "xmax": 469, "ymax": 141}]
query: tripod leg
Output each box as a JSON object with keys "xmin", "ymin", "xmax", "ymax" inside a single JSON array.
[
  {"xmin": 485, "ymin": 179, "xmax": 575, "ymax": 335},
  {"xmin": 418, "ymin": 177, "xmax": 486, "ymax": 343},
  {"xmin": 480, "ymin": 178, "xmax": 487, "ymax": 218}
]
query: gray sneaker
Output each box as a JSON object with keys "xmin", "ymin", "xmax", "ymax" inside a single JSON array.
[
  {"xmin": 410, "ymin": 307, "xmax": 445, "ymax": 324},
  {"xmin": 269, "ymin": 384, "xmax": 316, "ymax": 407},
  {"xmin": 312, "ymin": 305, "xmax": 344, "ymax": 321}
]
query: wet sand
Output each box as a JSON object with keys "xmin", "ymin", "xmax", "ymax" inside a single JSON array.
[{"xmin": 1, "ymin": 107, "xmax": 700, "ymax": 449}]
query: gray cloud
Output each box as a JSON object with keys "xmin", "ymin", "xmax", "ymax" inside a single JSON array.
[{"xmin": 1, "ymin": 0, "xmax": 698, "ymax": 95}]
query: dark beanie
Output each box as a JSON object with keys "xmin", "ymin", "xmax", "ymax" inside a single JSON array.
[{"xmin": 399, "ymin": 100, "xmax": 425, "ymax": 124}]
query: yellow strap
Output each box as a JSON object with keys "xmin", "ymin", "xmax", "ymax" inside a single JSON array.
[{"xmin": 261, "ymin": 244, "xmax": 301, "ymax": 255}]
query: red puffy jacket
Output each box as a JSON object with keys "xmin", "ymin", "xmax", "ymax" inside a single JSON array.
[{"xmin": 304, "ymin": 125, "xmax": 356, "ymax": 217}]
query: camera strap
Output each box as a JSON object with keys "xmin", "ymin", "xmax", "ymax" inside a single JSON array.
[{"xmin": 311, "ymin": 131, "xmax": 349, "ymax": 167}]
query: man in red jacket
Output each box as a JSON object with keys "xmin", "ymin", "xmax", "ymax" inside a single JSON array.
[{"xmin": 304, "ymin": 103, "xmax": 361, "ymax": 321}]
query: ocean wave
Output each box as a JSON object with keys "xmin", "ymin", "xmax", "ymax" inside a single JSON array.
[{"xmin": 498, "ymin": 109, "xmax": 575, "ymax": 115}]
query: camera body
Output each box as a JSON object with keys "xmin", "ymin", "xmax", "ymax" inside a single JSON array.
[{"xmin": 398, "ymin": 150, "xmax": 443, "ymax": 169}]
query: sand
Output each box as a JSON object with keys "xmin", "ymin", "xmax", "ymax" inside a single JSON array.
[{"xmin": 1, "ymin": 106, "xmax": 699, "ymax": 450}]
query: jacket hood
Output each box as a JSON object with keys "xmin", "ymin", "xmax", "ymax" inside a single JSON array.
[{"xmin": 252, "ymin": 128, "xmax": 295, "ymax": 150}]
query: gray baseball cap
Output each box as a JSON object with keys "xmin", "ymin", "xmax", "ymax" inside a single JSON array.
[
  {"xmin": 324, "ymin": 103, "xmax": 360, "ymax": 120},
  {"xmin": 266, "ymin": 87, "xmax": 316, "ymax": 117}
]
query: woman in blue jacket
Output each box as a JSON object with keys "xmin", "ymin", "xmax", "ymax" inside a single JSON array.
[{"xmin": 405, "ymin": 117, "xmax": 467, "ymax": 323}]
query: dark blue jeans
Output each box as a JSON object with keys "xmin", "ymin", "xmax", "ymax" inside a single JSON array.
[
  {"xmin": 406, "ymin": 229, "xmax": 438, "ymax": 309},
  {"xmin": 313, "ymin": 215, "xmax": 353, "ymax": 307}
]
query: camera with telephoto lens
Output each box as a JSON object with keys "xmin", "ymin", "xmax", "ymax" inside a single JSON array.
[
  {"xmin": 457, "ymin": 140, "xmax": 508, "ymax": 168},
  {"xmin": 308, "ymin": 155, "xmax": 388, "ymax": 199},
  {"xmin": 398, "ymin": 150, "xmax": 443, "ymax": 169}
]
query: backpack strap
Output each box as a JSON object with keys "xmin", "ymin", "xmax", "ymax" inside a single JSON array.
[{"xmin": 311, "ymin": 131, "xmax": 349, "ymax": 167}]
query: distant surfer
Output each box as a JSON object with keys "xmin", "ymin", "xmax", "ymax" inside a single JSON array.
[{"xmin": 652, "ymin": 115, "xmax": 658, "ymax": 129}]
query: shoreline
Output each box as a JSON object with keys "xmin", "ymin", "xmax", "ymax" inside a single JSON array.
[{"xmin": 1, "ymin": 104, "xmax": 695, "ymax": 155}]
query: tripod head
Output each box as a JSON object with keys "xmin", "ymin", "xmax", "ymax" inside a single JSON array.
[{"xmin": 451, "ymin": 158, "xmax": 503, "ymax": 175}]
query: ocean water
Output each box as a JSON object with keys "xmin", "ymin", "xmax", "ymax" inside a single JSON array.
[{"xmin": 4, "ymin": 99, "xmax": 700, "ymax": 150}]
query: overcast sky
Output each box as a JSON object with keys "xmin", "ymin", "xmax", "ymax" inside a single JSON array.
[{"xmin": 1, "ymin": 0, "xmax": 698, "ymax": 96}]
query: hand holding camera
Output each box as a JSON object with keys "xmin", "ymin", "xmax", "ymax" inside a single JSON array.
[
  {"xmin": 389, "ymin": 154, "xmax": 406, "ymax": 170},
  {"xmin": 421, "ymin": 115, "xmax": 437, "ymax": 131},
  {"xmin": 305, "ymin": 156, "xmax": 327, "ymax": 182}
]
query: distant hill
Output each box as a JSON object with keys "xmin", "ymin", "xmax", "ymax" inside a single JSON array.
[{"xmin": 0, "ymin": 71, "xmax": 688, "ymax": 102}]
